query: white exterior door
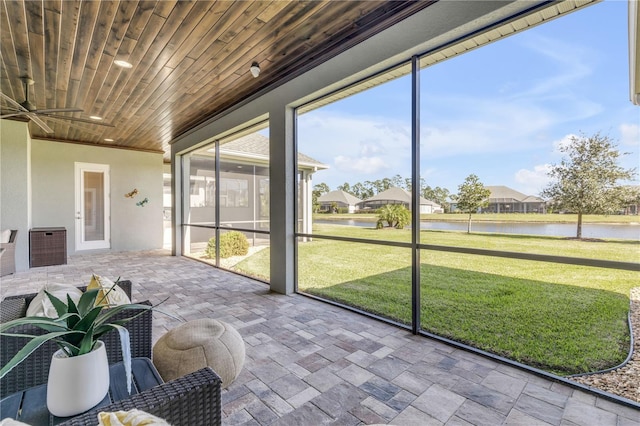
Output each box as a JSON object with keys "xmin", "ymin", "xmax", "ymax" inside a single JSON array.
[{"xmin": 75, "ymin": 163, "xmax": 110, "ymax": 250}]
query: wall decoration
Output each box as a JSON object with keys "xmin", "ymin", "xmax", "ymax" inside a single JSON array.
[
  {"xmin": 136, "ymin": 198, "xmax": 149, "ymax": 207},
  {"xmin": 125, "ymin": 189, "xmax": 139, "ymax": 198}
]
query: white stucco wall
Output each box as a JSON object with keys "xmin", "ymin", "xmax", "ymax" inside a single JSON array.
[
  {"xmin": 31, "ymin": 139, "xmax": 163, "ymax": 254},
  {"xmin": 0, "ymin": 120, "xmax": 32, "ymax": 272}
]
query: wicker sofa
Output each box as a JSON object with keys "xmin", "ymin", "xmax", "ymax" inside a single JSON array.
[
  {"xmin": 0, "ymin": 280, "xmax": 223, "ymax": 425},
  {"xmin": 0, "ymin": 229, "xmax": 17, "ymax": 277}
]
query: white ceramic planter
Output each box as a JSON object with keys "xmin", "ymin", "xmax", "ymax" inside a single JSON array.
[{"xmin": 47, "ymin": 340, "xmax": 110, "ymax": 417}]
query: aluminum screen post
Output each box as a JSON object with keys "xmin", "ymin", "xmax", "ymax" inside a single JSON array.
[
  {"xmin": 269, "ymin": 107, "xmax": 296, "ymax": 295},
  {"xmin": 411, "ymin": 55, "xmax": 421, "ymax": 335}
]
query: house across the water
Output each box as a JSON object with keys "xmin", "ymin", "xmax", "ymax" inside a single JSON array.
[
  {"xmin": 451, "ymin": 185, "xmax": 546, "ymax": 214},
  {"xmin": 358, "ymin": 187, "xmax": 443, "ymax": 214}
]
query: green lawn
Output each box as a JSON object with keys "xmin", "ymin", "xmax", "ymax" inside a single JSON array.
[{"xmin": 234, "ymin": 224, "xmax": 639, "ymax": 375}]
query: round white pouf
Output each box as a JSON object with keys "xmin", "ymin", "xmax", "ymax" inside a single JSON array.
[{"xmin": 153, "ymin": 318, "xmax": 245, "ymax": 388}]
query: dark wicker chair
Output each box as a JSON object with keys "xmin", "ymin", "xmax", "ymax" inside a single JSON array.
[
  {"xmin": 0, "ymin": 280, "xmax": 153, "ymax": 398},
  {"xmin": 1, "ymin": 282, "xmax": 223, "ymax": 425},
  {"xmin": 58, "ymin": 367, "xmax": 222, "ymax": 426}
]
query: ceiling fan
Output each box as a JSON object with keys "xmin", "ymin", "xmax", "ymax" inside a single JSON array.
[{"xmin": 0, "ymin": 76, "xmax": 113, "ymax": 133}]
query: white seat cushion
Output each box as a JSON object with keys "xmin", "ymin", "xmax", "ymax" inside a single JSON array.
[
  {"xmin": 26, "ymin": 283, "xmax": 83, "ymax": 318},
  {"xmin": 88, "ymin": 274, "xmax": 131, "ymax": 306}
]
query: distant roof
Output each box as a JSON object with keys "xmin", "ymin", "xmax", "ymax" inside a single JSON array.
[
  {"xmin": 220, "ymin": 133, "xmax": 328, "ymax": 170},
  {"xmin": 422, "ymin": 199, "xmax": 441, "ymax": 207},
  {"xmin": 360, "ymin": 187, "xmax": 440, "ymax": 206},
  {"xmin": 522, "ymin": 195, "xmax": 545, "ymax": 203},
  {"xmin": 486, "ymin": 186, "xmax": 530, "ymax": 202},
  {"xmin": 318, "ymin": 190, "xmax": 362, "ymax": 205},
  {"xmin": 482, "ymin": 186, "xmax": 545, "ymax": 203}
]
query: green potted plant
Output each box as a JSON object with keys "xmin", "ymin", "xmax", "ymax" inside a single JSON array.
[{"xmin": 0, "ymin": 281, "xmax": 156, "ymax": 417}]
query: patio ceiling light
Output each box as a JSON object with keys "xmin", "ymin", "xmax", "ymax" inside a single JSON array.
[
  {"xmin": 114, "ymin": 60, "xmax": 133, "ymax": 69},
  {"xmin": 250, "ymin": 62, "xmax": 260, "ymax": 78}
]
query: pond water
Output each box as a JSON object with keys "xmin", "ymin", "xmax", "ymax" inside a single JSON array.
[{"xmin": 315, "ymin": 219, "xmax": 640, "ymax": 240}]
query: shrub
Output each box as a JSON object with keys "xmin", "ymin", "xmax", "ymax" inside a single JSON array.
[
  {"xmin": 206, "ymin": 231, "xmax": 250, "ymax": 258},
  {"xmin": 376, "ymin": 204, "xmax": 410, "ymax": 229}
]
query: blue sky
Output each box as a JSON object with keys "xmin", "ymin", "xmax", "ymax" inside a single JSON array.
[{"xmin": 297, "ymin": 0, "xmax": 639, "ymax": 197}]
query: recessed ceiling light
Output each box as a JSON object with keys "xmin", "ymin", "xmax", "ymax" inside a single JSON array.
[
  {"xmin": 104, "ymin": 138, "xmax": 114, "ymax": 142},
  {"xmin": 89, "ymin": 116, "xmax": 103, "ymax": 120},
  {"xmin": 114, "ymin": 60, "xmax": 133, "ymax": 68}
]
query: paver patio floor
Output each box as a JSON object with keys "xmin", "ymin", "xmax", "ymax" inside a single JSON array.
[{"xmin": 1, "ymin": 250, "xmax": 638, "ymax": 425}]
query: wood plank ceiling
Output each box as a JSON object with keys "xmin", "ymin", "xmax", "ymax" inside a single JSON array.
[{"xmin": 0, "ymin": 0, "xmax": 432, "ymax": 161}]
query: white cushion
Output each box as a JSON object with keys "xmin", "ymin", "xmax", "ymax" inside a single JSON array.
[
  {"xmin": 98, "ymin": 409, "xmax": 171, "ymax": 426},
  {"xmin": 26, "ymin": 283, "xmax": 83, "ymax": 318},
  {"xmin": 0, "ymin": 419, "xmax": 31, "ymax": 426},
  {"xmin": 0, "ymin": 229, "xmax": 11, "ymax": 244},
  {"xmin": 88, "ymin": 275, "xmax": 131, "ymax": 306}
]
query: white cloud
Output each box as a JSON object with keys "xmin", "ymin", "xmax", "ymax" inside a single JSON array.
[
  {"xmin": 299, "ymin": 112, "xmax": 410, "ymax": 154},
  {"xmin": 301, "ymin": 103, "xmax": 585, "ymax": 190},
  {"xmin": 298, "ymin": 111, "xmax": 411, "ymax": 183},
  {"xmin": 620, "ymin": 123, "xmax": 639, "ymax": 146},
  {"xmin": 334, "ymin": 155, "xmax": 389, "ymax": 174},
  {"xmin": 514, "ymin": 164, "xmax": 552, "ymax": 195},
  {"xmin": 500, "ymin": 35, "xmax": 603, "ymax": 122},
  {"xmin": 551, "ymin": 128, "xmax": 639, "ymax": 156},
  {"xmin": 359, "ymin": 141, "xmax": 385, "ymax": 156},
  {"xmin": 418, "ymin": 53, "xmax": 601, "ymax": 160},
  {"xmin": 552, "ymin": 133, "xmax": 578, "ymax": 154},
  {"xmin": 419, "ymin": 96, "xmax": 557, "ymax": 158},
  {"xmin": 515, "ymin": 35, "xmax": 593, "ymax": 98}
]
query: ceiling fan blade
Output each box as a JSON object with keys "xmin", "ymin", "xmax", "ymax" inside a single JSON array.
[
  {"xmin": 3, "ymin": 80, "xmax": 109, "ymax": 134},
  {"xmin": 27, "ymin": 113, "xmax": 54, "ymax": 133},
  {"xmin": 0, "ymin": 112, "xmax": 26, "ymax": 119},
  {"xmin": 0, "ymin": 92, "xmax": 29, "ymax": 113},
  {"xmin": 41, "ymin": 115, "xmax": 112, "ymax": 137},
  {"xmin": 41, "ymin": 113, "xmax": 115, "ymax": 127},
  {"xmin": 35, "ymin": 107, "xmax": 83, "ymax": 114}
]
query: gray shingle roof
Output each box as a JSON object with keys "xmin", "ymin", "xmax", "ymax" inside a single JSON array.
[
  {"xmin": 486, "ymin": 186, "xmax": 529, "ymax": 202},
  {"xmin": 522, "ymin": 195, "xmax": 544, "ymax": 202},
  {"xmin": 318, "ymin": 190, "xmax": 362, "ymax": 205},
  {"xmin": 360, "ymin": 187, "xmax": 440, "ymax": 206},
  {"xmin": 220, "ymin": 133, "xmax": 328, "ymax": 169}
]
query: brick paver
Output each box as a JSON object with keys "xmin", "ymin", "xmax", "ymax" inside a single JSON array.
[{"xmin": 1, "ymin": 250, "xmax": 639, "ymax": 426}]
